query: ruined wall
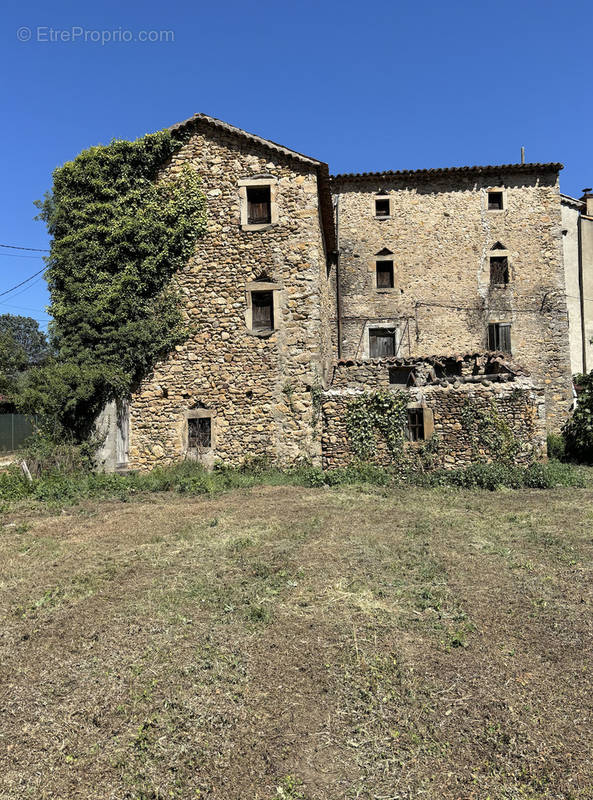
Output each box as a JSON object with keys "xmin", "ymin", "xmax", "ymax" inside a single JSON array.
[
  {"xmin": 128, "ymin": 123, "xmax": 330, "ymax": 469},
  {"xmin": 332, "ymin": 170, "xmax": 573, "ymax": 430},
  {"xmin": 322, "ymin": 361, "xmax": 546, "ymax": 470}
]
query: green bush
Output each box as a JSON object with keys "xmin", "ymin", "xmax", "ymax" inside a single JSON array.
[
  {"xmin": 563, "ymin": 372, "xmax": 593, "ymax": 463},
  {"xmin": 0, "ymin": 458, "xmax": 588, "ymax": 509},
  {"xmin": 547, "ymin": 432, "xmax": 566, "ymax": 461}
]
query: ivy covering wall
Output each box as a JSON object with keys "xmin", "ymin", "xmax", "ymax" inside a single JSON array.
[{"xmin": 21, "ymin": 129, "xmax": 207, "ymax": 436}]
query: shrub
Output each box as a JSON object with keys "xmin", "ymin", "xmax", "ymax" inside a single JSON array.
[
  {"xmin": 0, "ymin": 458, "xmax": 587, "ymax": 509},
  {"xmin": 547, "ymin": 432, "xmax": 566, "ymax": 461},
  {"xmin": 563, "ymin": 372, "xmax": 593, "ymax": 463}
]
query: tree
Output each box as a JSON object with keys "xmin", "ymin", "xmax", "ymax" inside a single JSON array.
[
  {"xmin": 0, "ymin": 314, "xmax": 49, "ymax": 367},
  {"xmin": 0, "ymin": 316, "xmax": 48, "ymax": 398},
  {"xmin": 563, "ymin": 371, "xmax": 593, "ymax": 463}
]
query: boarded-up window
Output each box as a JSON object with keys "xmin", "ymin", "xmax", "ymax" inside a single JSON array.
[
  {"xmin": 376, "ymin": 260, "xmax": 394, "ymax": 288},
  {"xmin": 490, "ymin": 256, "xmax": 509, "ymax": 285},
  {"xmin": 488, "ymin": 323, "xmax": 511, "ymax": 353},
  {"xmin": 188, "ymin": 417, "xmax": 211, "ymax": 449},
  {"xmin": 407, "ymin": 408, "xmax": 424, "ymax": 442},
  {"xmin": 247, "ymin": 185, "xmax": 271, "ymax": 224},
  {"xmin": 375, "ymin": 197, "xmax": 390, "ymax": 217},
  {"xmin": 251, "ymin": 291, "xmax": 274, "ymax": 331},
  {"xmin": 488, "ymin": 191, "xmax": 504, "ymax": 210},
  {"xmin": 369, "ymin": 328, "xmax": 396, "ymax": 358}
]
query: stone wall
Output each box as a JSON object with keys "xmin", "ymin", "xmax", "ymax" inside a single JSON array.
[
  {"xmin": 321, "ymin": 357, "xmax": 546, "ymax": 470},
  {"xmin": 331, "ymin": 168, "xmax": 573, "ymax": 431},
  {"xmin": 128, "ymin": 120, "xmax": 331, "ymax": 470}
]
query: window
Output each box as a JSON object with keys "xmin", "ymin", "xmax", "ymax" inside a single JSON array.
[
  {"xmin": 375, "ymin": 197, "xmax": 390, "ymax": 217},
  {"xmin": 487, "ymin": 190, "xmax": 504, "ymax": 211},
  {"xmin": 247, "ymin": 185, "xmax": 271, "ymax": 225},
  {"xmin": 188, "ymin": 417, "xmax": 212, "ymax": 450},
  {"xmin": 376, "ymin": 260, "xmax": 394, "ymax": 289},
  {"xmin": 489, "ymin": 256, "xmax": 509, "ymax": 285},
  {"xmin": 488, "ymin": 323, "xmax": 511, "ymax": 353},
  {"xmin": 369, "ymin": 328, "xmax": 396, "ymax": 358},
  {"xmin": 389, "ymin": 367, "xmax": 416, "ymax": 387},
  {"xmin": 239, "ymin": 177, "xmax": 278, "ymax": 230},
  {"xmin": 251, "ymin": 291, "xmax": 274, "ymax": 332},
  {"xmin": 407, "ymin": 408, "xmax": 424, "ymax": 442}
]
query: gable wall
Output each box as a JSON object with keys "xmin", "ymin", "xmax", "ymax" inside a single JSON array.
[{"xmin": 128, "ymin": 125, "xmax": 331, "ymax": 469}]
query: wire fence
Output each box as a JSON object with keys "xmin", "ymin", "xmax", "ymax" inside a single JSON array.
[{"xmin": 0, "ymin": 414, "xmax": 35, "ymax": 453}]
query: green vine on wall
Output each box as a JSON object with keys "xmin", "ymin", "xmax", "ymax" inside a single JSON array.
[
  {"xmin": 19, "ymin": 128, "xmax": 207, "ymax": 437},
  {"xmin": 345, "ymin": 390, "xmax": 409, "ymax": 461},
  {"xmin": 461, "ymin": 397, "xmax": 523, "ymax": 463}
]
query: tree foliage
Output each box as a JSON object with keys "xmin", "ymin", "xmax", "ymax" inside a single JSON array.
[
  {"xmin": 563, "ymin": 372, "xmax": 593, "ymax": 463},
  {"xmin": 21, "ymin": 129, "xmax": 206, "ymax": 436},
  {"xmin": 0, "ymin": 314, "xmax": 49, "ymax": 367},
  {"xmin": 0, "ymin": 315, "xmax": 49, "ymax": 397}
]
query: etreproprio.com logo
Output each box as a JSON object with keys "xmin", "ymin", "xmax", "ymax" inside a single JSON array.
[{"xmin": 17, "ymin": 26, "xmax": 175, "ymax": 44}]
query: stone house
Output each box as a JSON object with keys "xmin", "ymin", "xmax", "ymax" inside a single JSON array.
[
  {"xmin": 98, "ymin": 114, "xmax": 579, "ymax": 471},
  {"xmin": 561, "ymin": 190, "xmax": 593, "ymax": 374}
]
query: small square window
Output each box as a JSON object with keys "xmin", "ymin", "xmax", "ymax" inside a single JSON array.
[
  {"xmin": 369, "ymin": 328, "xmax": 396, "ymax": 358},
  {"xmin": 376, "ymin": 260, "xmax": 394, "ymax": 289},
  {"xmin": 488, "ymin": 323, "xmax": 511, "ymax": 353},
  {"xmin": 251, "ymin": 290, "xmax": 274, "ymax": 332},
  {"xmin": 490, "ymin": 256, "xmax": 509, "ymax": 285},
  {"xmin": 488, "ymin": 191, "xmax": 504, "ymax": 211},
  {"xmin": 247, "ymin": 185, "xmax": 271, "ymax": 224},
  {"xmin": 188, "ymin": 417, "xmax": 211, "ymax": 449},
  {"xmin": 375, "ymin": 198, "xmax": 390, "ymax": 217},
  {"xmin": 407, "ymin": 408, "xmax": 424, "ymax": 442}
]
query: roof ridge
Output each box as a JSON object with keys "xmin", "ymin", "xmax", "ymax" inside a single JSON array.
[
  {"xmin": 168, "ymin": 112, "xmax": 325, "ymax": 166},
  {"xmin": 331, "ymin": 162, "xmax": 563, "ymax": 181}
]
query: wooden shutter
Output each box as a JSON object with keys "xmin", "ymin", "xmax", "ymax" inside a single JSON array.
[
  {"xmin": 252, "ymin": 291, "xmax": 274, "ymax": 331},
  {"xmin": 499, "ymin": 324, "xmax": 511, "ymax": 353},
  {"xmin": 490, "ymin": 257, "xmax": 509, "ymax": 285},
  {"xmin": 247, "ymin": 186, "xmax": 271, "ymax": 224},
  {"xmin": 376, "ymin": 261, "xmax": 394, "ymax": 288},
  {"xmin": 488, "ymin": 324, "xmax": 497, "ymax": 351},
  {"xmin": 369, "ymin": 328, "xmax": 395, "ymax": 358}
]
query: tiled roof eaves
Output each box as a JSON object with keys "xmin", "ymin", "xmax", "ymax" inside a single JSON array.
[{"xmin": 331, "ymin": 162, "xmax": 563, "ymax": 183}]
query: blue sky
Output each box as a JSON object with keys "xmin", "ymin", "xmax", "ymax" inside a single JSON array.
[{"xmin": 2, "ymin": 0, "xmax": 592, "ymax": 333}]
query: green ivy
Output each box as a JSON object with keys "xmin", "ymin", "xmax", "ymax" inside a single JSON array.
[
  {"xmin": 461, "ymin": 397, "xmax": 522, "ymax": 463},
  {"xmin": 20, "ymin": 128, "xmax": 207, "ymax": 437},
  {"xmin": 345, "ymin": 390, "xmax": 409, "ymax": 461},
  {"xmin": 563, "ymin": 371, "xmax": 593, "ymax": 463}
]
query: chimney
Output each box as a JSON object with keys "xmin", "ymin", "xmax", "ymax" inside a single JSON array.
[{"xmin": 580, "ymin": 188, "xmax": 593, "ymax": 217}]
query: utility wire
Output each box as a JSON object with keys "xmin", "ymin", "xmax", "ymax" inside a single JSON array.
[
  {"xmin": 0, "ymin": 243, "xmax": 50, "ymax": 252},
  {"xmin": 0, "ymin": 267, "xmax": 47, "ymax": 298}
]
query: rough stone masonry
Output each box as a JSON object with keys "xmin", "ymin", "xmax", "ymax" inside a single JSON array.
[{"xmin": 97, "ymin": 114, "xmax": 574, "ymax": 472}]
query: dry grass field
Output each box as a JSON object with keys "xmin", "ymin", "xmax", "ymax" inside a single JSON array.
[{"xmin": 1, "ymin": 483, "xmax": 593, "ymax": 799}]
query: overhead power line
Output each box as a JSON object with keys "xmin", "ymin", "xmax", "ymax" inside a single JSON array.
[
  {"xmin": 0, "ymin": 242, "xmax": 50, "ymax": 252},
  {"xmin": 0, "ymin": 267, "xmax": 47, "ymax": 298}
]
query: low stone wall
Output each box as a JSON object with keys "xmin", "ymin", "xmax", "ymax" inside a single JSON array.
[{"xmin": 322, "ymin": 369, "xmax": 546, "ymax": 470}]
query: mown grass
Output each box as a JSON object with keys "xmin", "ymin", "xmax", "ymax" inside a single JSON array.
[{"xmin": 1, "ymin": 482, "xmax": 593, "ymax": 799}]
